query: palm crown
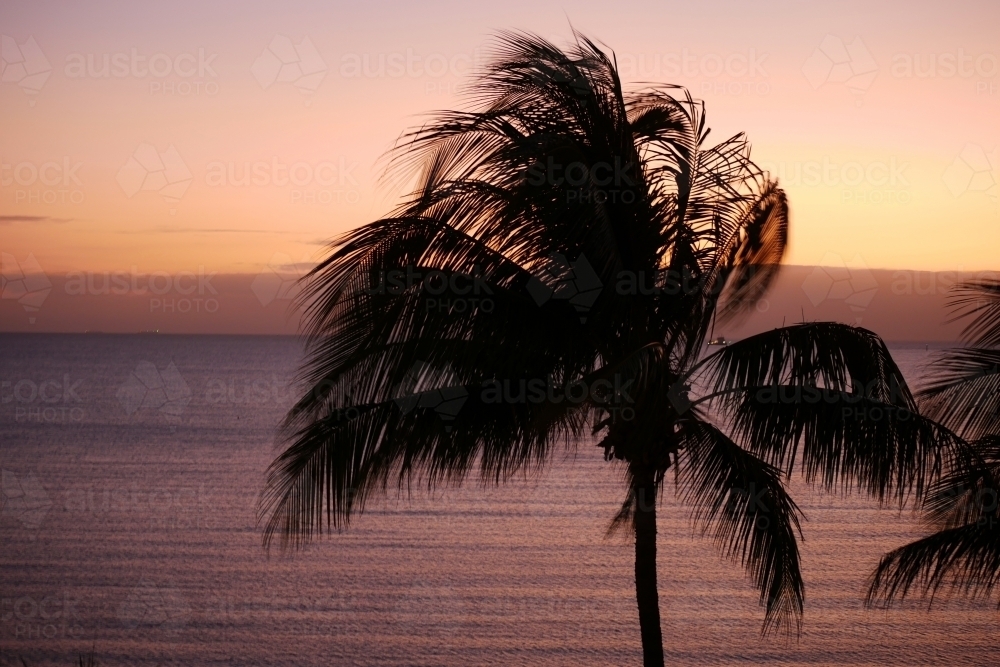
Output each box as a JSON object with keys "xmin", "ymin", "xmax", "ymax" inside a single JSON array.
[
  {"xmin": 868, "ymin": 279, "xmax": 1000, "ymax": 607},
  {"xmin": 260, "ymin": 32, "xmax": 957, "ymax": 665}
]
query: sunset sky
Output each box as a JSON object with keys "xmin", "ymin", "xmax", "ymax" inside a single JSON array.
[
  {"xmin": 6, "ymin": 6, "xmax": 1000, "ymax": 664},
  {"xmin": 2, "ymin": 0, "xmax": 999, "ymax": 328}
]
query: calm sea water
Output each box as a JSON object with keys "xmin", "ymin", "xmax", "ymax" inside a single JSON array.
[{"xmin": 1, "ymin": 334, "xmax": 996, "ymax": 666}]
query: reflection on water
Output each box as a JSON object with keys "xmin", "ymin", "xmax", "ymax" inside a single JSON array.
[{"xmin": 0, "ymin": 336, "xmax": 994, "ymax": 665}]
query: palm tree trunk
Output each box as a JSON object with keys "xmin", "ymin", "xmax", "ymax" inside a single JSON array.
[{"xmin": 634, "ymin": 468, "xmax": 664, "ymax": 667}]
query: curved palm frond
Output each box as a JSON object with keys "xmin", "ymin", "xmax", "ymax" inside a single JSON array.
[
  {"xmin": 867, "ymin": 521, "xmax": 1000, "ymax": 608},
  {"xmin": 864, "ymin": 275, "xmax": 1000, "ymax": 610},
  {"xmin": 287, "ymin": 215, "xmax": 597, "ymax": 426},
  {"xmin": 714, "ymin": 182, "xmax": 788, "ymax": 322},
  {"xmin": 677, "ymin": 418, "xmax": 804, "ymax": 636},
  {"xmin": 696, "ymin": 323, "xmax": 912, "ymax": 406},
  {"xmin": 714, "ymin": 387, "xmax": 957, "ymax": 503},
  {"xmin": 923, "ymin": 435, "xmax": 1000, "ymax": 529},
  {"xmin": 946, "ymin": 278, "xmax": 1000, "ymax": 348},
  {"xmin": 919, "ymin": 347, "xmax": 1000, "ymax": 438},
  {"xmin": 263, "ymin": 381, "xmax": 595, "ymax": 548}
]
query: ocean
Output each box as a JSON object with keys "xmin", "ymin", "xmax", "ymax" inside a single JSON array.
[{"xmin": 1, "ymin": 334, "xmax": 996, "ymax": 666}]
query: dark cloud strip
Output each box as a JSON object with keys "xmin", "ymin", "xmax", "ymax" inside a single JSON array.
[{"xmin": 0, "ymin": 216, "xmax": 72, "ymax": 225}]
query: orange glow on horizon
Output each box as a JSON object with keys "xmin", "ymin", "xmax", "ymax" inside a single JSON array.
[{"xmin": 3, "ymin": 1, "xmax": 999, "ymax": 279}]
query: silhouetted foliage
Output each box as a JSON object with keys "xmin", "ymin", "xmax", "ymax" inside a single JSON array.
[
  {"xmin": 258, "ymin": 32, "xmax": 956, "ymax": 664},
  {"xmin": 869, "ymin": 280, "xmax": 1000, "ymax": 608}
]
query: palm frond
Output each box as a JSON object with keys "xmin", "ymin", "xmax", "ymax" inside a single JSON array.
[
  {"xmin": 923, "ymin": 435, "xmax": 1000, "ymax": 529},
  {"xmin": 261, "ymin": 386, "xmax": 591, "ymax": 549},
  {"xmin": 677, "ymin": 418, "xmax": 804, "ymax": 636},
  {"xmin": 918, "ymin": 347, "xmax": 1000, "ymax": 438},
  {"xmin": 287, "ymin": 216, "xmax": 602, "ymax": 427},
  {"xmin": 715, "ymin": 387, "xmax": 956, "ymax": 503},
  {"xmin": 696, "ymin": 323, "xmax": 913, "ymax": 407},
  {"xmin": 946, "ymin": 278, "xmax": 1000, "ymax": 348},
  {"xmin": 867, "ymin": 521, "xmax": 1000, "ymax": 608},
  {"xmin": 714, "ymin": 183, "xmax": 788, "ymax": 322}
]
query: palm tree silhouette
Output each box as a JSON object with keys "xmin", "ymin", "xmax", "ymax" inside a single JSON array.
[
  {"xmin": 259, "ymin": 32, "xmax": 955, "ymax": 665},
  {"xmin": 868, "ymin": 279, "xmax": 1000, "ymax": 608}
]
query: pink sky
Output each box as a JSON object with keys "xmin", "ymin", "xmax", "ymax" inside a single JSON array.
[{"xmin": 2, "ymin": 0, "xmax": 999, "ymax": 331}]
